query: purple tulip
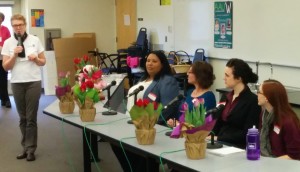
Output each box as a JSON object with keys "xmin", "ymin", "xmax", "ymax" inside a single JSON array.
[
  {"xmin": 55, "ymin": 86, "xmax": 66, "ymax": 98},
  {"xmin": 182, "ymin": 102, "xmax": 188, "ymax": 111}
]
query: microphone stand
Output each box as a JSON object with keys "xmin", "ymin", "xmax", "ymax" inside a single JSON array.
[
  {"xmin": 127, "ymin": 93, "xmax": 137, "ymax": 124},
  {"xmin": 102, "ymin": 87, "xmax": 117, "ymax": 115},
  {"xmin": 207, "ymin": 132, "xmax": 223, "ymax": 149}
]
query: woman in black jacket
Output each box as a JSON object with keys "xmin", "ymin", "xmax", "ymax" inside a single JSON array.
[{"xmin": 213, "ymin": 58, "xmax": 261, "ymax": 149}]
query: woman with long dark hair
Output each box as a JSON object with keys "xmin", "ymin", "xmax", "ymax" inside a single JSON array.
[
  {"xmin": 258, "ymin": 79, "xmax": 300, "ymax": 160},
  {"xmin": 114, "ymin": 50, "xmax": 179, "ymax": 172},
  {"xmin": 213, "ymin": 58, "xmax": 261, "ymax": 149},
  {"xmin": 126, "ymin": 50, "xmax": 180, "ymax": 124}
]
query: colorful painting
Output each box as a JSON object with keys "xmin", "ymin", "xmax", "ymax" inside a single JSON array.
[{"xmin": 31, "ymin": 9, "xmax": 44, "ymax": 27}]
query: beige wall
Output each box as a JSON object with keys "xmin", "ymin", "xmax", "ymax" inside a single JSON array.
[
  {"xmin": 20, "ymin": 0, "xmax": 116, "ymax": 54},
  {"xmin": 7, "ymin": 0, "xmax": 300, "ymax": 94},
  {"xmin": 137, "ymin": 0, "xmax": 174, "ymax": 51}
]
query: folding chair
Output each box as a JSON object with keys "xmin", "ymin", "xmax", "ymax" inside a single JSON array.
[
  {"xmin": 109, "ymin": 49, "xmax": 128, "ymax": 74},
  {"xmin": 167, "ymin": 51, "xmax": 177, "ymax": 65},
  {"xmin": 88, "ymin": 49, "xmax": 117, "ymax": 74},
  {"xmin": 193, "ymin": 48, "xmax": 205, "ymax": 63}
]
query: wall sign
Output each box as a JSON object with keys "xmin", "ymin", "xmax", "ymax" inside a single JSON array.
[{"xmin": 214, "ymin": 1, "xmax": 233, "ymax": 49}]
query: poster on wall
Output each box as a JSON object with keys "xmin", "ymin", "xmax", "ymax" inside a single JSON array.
[
  {"xmin": 214, "ymin": 1, "xmax": 233, "ymax": 49},
  {"xmin": 31, "ymin": 9, "xmax": 44, "ymax": 27}
]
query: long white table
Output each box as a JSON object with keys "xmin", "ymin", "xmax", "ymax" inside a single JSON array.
[{"xmin": 43, "ymin": 75, "xmax": 300, "ymax": 172}]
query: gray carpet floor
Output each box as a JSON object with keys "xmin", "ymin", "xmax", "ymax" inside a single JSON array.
[{"xmin": 0, "ymin": 94, "xmax": 123, "ymax": 172}]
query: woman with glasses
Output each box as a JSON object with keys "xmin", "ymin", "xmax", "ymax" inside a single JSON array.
[
  {"xmin": 167, "ymin": 61, "xmax": 216, "ymax": 127},
  {"xmin": 258, "ymin": 79, "xmax": 300, "ymax": 160},
  {"xmin": 2, "ymin": 14, "xmax": 46, "ymax": 161},
  {"xmin": 212, "ymin": 58, "xmax": 261, "ymax": 149}
]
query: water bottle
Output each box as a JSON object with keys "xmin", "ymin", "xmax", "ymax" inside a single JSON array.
[{"xmin": 246, "ymin": 125, "xmax": 260, "ymax": 160}]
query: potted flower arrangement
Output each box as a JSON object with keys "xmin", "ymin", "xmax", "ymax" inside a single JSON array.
[
  {"xmin": 72, "ymin": 55, "xmax": 106, "ymax": 122},
  {"xmin": 129, "ymin": 98, "xmax": 163, "ymax": 145},
  {"xmin": 171, "ymin": 98, "xmax": 217, "ymax": 159},
  {"xmin": 55, "ymin": 71, "xmax": 75, "ymax": 114}
]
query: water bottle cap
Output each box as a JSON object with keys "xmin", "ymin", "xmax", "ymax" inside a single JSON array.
[{"xmin": 248, "ymin": 125, "xmax": 258, "ymax": 133}]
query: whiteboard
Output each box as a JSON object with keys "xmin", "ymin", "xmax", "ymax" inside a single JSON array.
[{"xmin": 173, "ymin": 0, "xmax": 300, "ymax": 67}]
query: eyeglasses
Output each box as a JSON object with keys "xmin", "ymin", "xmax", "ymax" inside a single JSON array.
[{"xmin": 12, "ymin": 24, "xmax": 25, "ymax": 28}]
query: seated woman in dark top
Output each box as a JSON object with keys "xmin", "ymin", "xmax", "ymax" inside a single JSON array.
[
  {"xmin": 213, "ymin": 58, "xmax": 261, "ymax": 149},
  {"xmin": 258, "ymin": 79, "xmax": 300, "ymax": 160}
]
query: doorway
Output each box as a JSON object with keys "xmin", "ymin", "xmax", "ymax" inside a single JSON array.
[{"xmin": 115, "ymin": 0, "xmax": 137, "ymax": 50}]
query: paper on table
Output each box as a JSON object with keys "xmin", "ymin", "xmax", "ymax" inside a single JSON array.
[{"xmin": 207, "ymin": 147, "xmax": 245, "ymax": 157}]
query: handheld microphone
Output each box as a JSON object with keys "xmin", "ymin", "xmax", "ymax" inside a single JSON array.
[
  {"xmin": 163, "ymin": 94, "xmax": 185, "ymax": 109},
  {"xmin": 17, "ymin": 34, "xmax": 22, "ymax": 46},
  {"xmin": 102, "ymin": 80, "xmax": 117, "ymax": 91},
  {"xmin": 126, "ymin": 85, "xmax": 144, "ymax": 98}
]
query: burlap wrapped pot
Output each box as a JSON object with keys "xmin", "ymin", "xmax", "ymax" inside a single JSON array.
[
  {"xmin": 59, "ymin": 101, "xmax": 75, "ymax": 114},
  {"xmin": 135, "ymin": 128, "xmax": 156, "ymax": 145},
  {"xmin": 184, "ymin": 130, "xmax": 210, "ymax": 159},
  {"xmin": 79, "ymin": 107, "xmax": 96, "ymax": 122}
]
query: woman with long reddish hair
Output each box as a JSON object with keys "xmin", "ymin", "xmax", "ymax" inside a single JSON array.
[{"xmin": 258, "ymin": 79, "xmax": 300, "ymax": 160}]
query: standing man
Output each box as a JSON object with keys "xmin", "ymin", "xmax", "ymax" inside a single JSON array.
[
  {"xmin": 2, "ymin": 14, "xmax": 46, "ymax": 161},
  {"xmin": 0, "ymin": 12, "xmax": 11, "ymax": 108}
]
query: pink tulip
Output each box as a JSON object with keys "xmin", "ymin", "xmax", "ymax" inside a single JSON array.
[
  {"xmin": 94, "ymin": 80, "xmax": 106, "ymax": 90},
  {"xmin": 192, "ymin": 98, "xmax": 200, "ymax": 107},
  {"xmin": 198, "ymin": 98, "xmax": 205, "ymax": 104},
  {"xmin": 58, "ymin": 71, "xmax": 66, "ymax": 78},
  {"xmin": 77, "ymin": 73, "xmax": 84, "ymax": 84}
]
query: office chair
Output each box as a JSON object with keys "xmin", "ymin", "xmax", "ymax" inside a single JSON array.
[
  {"xmin": 167, "ymin": 51, "xmax": 177, "ymax": 65},
  {"xmin": 127, "ymin": 27, "xmax": 149, "ymax": 86}
]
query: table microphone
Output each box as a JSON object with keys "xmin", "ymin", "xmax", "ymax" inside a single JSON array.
[
  {"xmin": 126, "ymin": 85, "xmax": 144, "ymax": 98},
  {"xmin": 102, "ymin": 80, "xmax": 117, "ymax": 115},
  {"xmin": 207, "ymin": 132, "xmax": 223, "ymax": 149},
  {"xmin": 163, "ymin": 94, "xmax": 185, "ymax": 110},
  {"xmin": 164, "ymin": 94, "xmax": 185, "ymax": 136},
  {"xmin": 126, "ymin": 85, "xmax": 144, "ymax": 124},
  {"xmin": 205, "ymin": 104, "xmax": 225, "ymax": 118},
  {"xmin": 102, "ymin": 80, "xmax": 116, "ymax": 91},
  {"xmin": 206, "ymin": 103, "xmax": 225, "ymax": 149}
]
